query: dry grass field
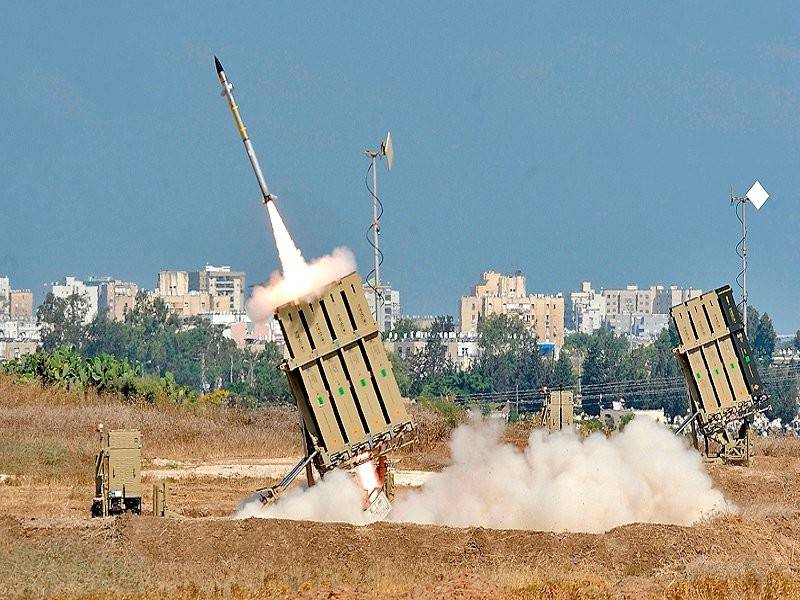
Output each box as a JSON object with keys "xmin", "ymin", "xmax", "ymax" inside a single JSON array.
[{"xmin": 2, "ymin": 375, "xmax": 800, "ymax": 599}]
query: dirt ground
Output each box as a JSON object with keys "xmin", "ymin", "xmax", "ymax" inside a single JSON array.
[
  {"xmin": 3, "ymin": 378, "xmax": 800, "ymax": 599},
  {"xmin": 2, "ymin": 453, "xmax": 800, "ymax": 598}
]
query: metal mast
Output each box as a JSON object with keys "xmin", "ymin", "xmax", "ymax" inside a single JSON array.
[
  {"xmin": 731, "ymin": 180, "xmax": 769, "ymax": 332},
  {"xmin": 364, "ymin": 133, "xmax": 393, "ymax": 329}
]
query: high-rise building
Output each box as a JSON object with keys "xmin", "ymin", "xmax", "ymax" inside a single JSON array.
[
  {"xmin": 9, "ymin": 290, "xmax": 33, "ymax": 321},
  {"xmin": 363, "ymin": 283, "xmax": 401, "ymax": 333},
  {"xmin": 568, "ymin": 281, "xmax": 606, "ymax": 334},
  {"xmin": 158, "ymin": 271, "xmax": 189, "ymax": 297},
  {"xmin": 653, "ymin": 286, "xmax": 703, "ymax": 314},
  {"xmin": 601, "ymin": 284, "xmax": 702, "ymax": 342},
  {"xmin": 45, "ymin": 277, "xmax": 100, "ymax": 323},
  {"xmin": 459, "ymin": 271, "xmax": 565, "ymax": 353},
  {"xmin": 88, "ymin": 278, "xmax": 139, "ymax": 322},
  {"xmin": 0, "ymin": 277, "xmax": 9, "ymax": 319},
  {"xmin": 189, "ymin": 265, "xmax": 246, "ymax": 313},
  {"xmin": 156, "ymin": 266, "xmax": 246, "ymax": 317}
]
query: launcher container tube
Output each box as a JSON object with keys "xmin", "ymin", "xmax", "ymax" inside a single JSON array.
[{"xmin": 275, "ymin": 272, "xmax": 416, "ymax": 474}]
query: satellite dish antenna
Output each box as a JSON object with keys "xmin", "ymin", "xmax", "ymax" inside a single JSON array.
[
  {"xmin": 746, "ymin": 180, "xmax": 769, "ymax": 210},
  {"xmin": 381, "ymin": 131, "xmax": 394, "ymax": 172}
]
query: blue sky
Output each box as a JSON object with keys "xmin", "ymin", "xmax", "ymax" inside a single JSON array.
[{"xmin": 1, "ymin": 3, "xmax": 798, "ymax": 331}]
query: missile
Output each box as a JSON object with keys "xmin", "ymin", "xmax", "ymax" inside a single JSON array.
[{"xmin": 215, "ymin": 56, "xmax": 276, "ymax": 204}]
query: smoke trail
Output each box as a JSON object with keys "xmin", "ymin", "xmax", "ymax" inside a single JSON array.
[
  {"xmin": 266, "ymin": 202, "xmax": 307, "ymax": 280},
  {"xmin": 247, "ymin": 203, "xmax": 356, "ymax": 322},
  {"xmin": 235, "ymin": 418, "xmax": 735, "ymax": 533}
]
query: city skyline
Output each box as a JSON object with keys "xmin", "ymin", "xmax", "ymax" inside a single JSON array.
[{"xmin": 2, "ymin": 4, "xmax": 798, "ymax": 330}]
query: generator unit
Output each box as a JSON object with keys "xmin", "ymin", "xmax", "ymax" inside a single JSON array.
[
  {"xmin": 91, "ymin": 427, "xmax": 142, "ymax": 517},
  {"xmin": 542, "ymin": 389, "xmax": 574, "ymax": 432},
  {"xmin": 257, "ymin": 272, "xmax": 416, "ymax": 509},
  {"xmin": 670, "ymin": 285, "xmax": 769, "ymax": 464}
]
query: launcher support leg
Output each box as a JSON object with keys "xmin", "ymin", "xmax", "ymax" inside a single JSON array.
[
  {"xmin": 675, "ymin": 409, "xmax": 701, "ymax": 435},
  {"xmin": 302, "ymin": 425, "xmax": 315, "ymax": 488},
  {"xmin": 256, "ymin": 450, "xmax": 319, "ymax": 505}
]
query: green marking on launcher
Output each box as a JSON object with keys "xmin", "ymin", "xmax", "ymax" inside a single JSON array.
[
  {"xmin": 695, "ymin": 372, "xmax": 701, "ymax": 380},
  {"xmin": 338, "ymin": 386, "xmax": 345, "ymax": 396},
  {"xmin": 744, "ymin": 355, "xmax": 751, "ymax": 364},
  {"xmin": 359, "ymin": 378, "xmax": 367, "ymax": 387},
  {"xmin": 316, "ymin": 395, "xmax": 324, "ymax": 407},
  {"xmin": 380, "ymin": 368, "xmax": 388, "ymax": 377}
]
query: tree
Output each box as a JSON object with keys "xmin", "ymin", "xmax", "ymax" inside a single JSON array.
[
  {"xmin": 550, "ymin": 351, "xmax": 577, "ymax": 388},
  {"xmin": 421, "ymin": 370, "xmax": 492, "ymax": 397},
  {"xmin": 564, "ymin": 331, "xmax": 593, "ymax": 354},
  {"xmin": 406, "ymin": 315, "xmax": 456, "ymax": 396},
  {"xmin": 250, "ymin": 343, "xmax": 291, "ymax": 404},
  {"xmin": 387, "ymin": 351, "xmax": 411, "ymax": 397},
  {"xmin": 649, "ymin": 323, "xmax": 680, "ymax": 380},
  {"xmin": 389, "ymin": 317, "xmax": 419, "ymax": 339},
  {"xmin": 37, "ymin": 292, "xmax": 89, "ymax": 352},
  {"xmin": 764, "ymin": 365, "xmax": 799, "ymax": 423},
  {"xmin": 472, "ymin": 314, "xmax": 545, "ymax": 392},
  {"xmin": 580, "ymin": 327, "xmax": 628, "ymax": 387},
  {"xmin": 125, "ymin": 292, "xmax": 179, "ymax": 334},
  {"xmin": 794, "ymin": 330, "xmax": 800, "ymax": 352},
  {"xmin": 747, "ymin": 306, "xmax": 777, "ymax": 365}
]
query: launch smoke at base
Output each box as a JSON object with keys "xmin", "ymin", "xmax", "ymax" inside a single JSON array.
[{"xmin": 235, "ymin": 418, "xmax": 735, "ymax": 533}]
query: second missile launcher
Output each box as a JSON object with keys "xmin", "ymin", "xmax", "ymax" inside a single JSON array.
[
  {"xmin": 276, "ymin": 272, "xmax": 416, "ymax": 474},
  {"xmin": 671, "ymin": 285, "xmax": 768, "ymax": 464}
]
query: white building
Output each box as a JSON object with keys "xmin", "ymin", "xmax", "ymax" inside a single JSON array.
[
  {"xmin": 363, "ymin": 283, "xmax": 401, "ymax": 333},
  {"xmin": 601, "ymin": 284, "xmax": 701, "ymax": 343},
  {"xmin": 203, "ymin": 312, "xmax": 285, "ymax": 353},
  {"xmin": 568, "ymin": 281, "xmax": 606, "ymax": 333},
  {"xmin": 0, "ymin": 276, "xmax": 9, "ymax": 319},
  {"xmin": 653, "ymin": 285, "xmax": 703, "ymax": 314},
  {"xmin": 388, "ymin": 331, "xmax": 480, "ymax": 371},
  {"xmin": 45, "ymin": 277, "xmax": 100, "ymax": 323},
  {"xmin": 0, "ymin": 320, "xmax": 40, "ymax": 341}
]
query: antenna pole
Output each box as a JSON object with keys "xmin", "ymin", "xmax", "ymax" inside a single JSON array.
[
  {"xmin": 371, "ymin": 154, "xmax": 382, "ymax": 326},
  {"xmin": 742, "ymin": 197, "xmax": 747, "ymax": 331},
  {"xmin": 732, "ymin": 187, "xmax": 749, "ymax": 331}
]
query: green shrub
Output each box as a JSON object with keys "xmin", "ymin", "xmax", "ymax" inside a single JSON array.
[{"xmin": 416, "ymin": 393, "xmax": 465, "ymax": 428}]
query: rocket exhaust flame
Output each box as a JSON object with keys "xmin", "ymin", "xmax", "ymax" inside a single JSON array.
[{"xmin": 354, "ymin": 458, "xmax": 380, "ymax": 494}]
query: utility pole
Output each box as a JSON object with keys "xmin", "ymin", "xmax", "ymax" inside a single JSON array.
[{"xmin": 200, "ymin": 352, "xmax": 208, "ymax": 393}]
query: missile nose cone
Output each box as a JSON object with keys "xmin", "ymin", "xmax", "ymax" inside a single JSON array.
[{"xmin": 214, "ymin": 56, "xmax": 224, "ymax": 74}]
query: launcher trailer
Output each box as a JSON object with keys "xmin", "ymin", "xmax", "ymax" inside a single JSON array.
[
  {"xmin": 671, "ymin": 285, "xmax": 769, "ymax": 465},
  {"xmin": 257, "ymin": 272, "xmax": 416, "ymax": 514}
]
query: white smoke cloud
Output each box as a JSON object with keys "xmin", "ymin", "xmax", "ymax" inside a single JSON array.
[
  {"xmin": 247, "ymin": 202, "xmax": 356, "ymax": 323},
  {"xmin": 235, "ymin": 469, "xmax": 368, "ymax": 523},
  {"xmin": 234, "ymin": 418, "xmax": 735, "ymax": 532},
  {"xmin": 247, "ymin": 246, "xmax": 356, "ymax": 323}
]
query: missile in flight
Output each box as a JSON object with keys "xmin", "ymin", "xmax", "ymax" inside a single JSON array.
[{"xmin": 215, "ymin": 56, "xmax": 276, "ymax": 204}]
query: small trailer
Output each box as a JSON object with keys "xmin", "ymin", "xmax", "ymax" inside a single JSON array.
[
  {"xmin": 259, "ymin": 272, "xmax": 417, "ymax": 514},
  {"xmin": 91, "ymin": 428, "xmax": 142, "ymax": 517},
  {"xmin": 670, "ymin": 285, "xmax": 769, "ymax": 464}
]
